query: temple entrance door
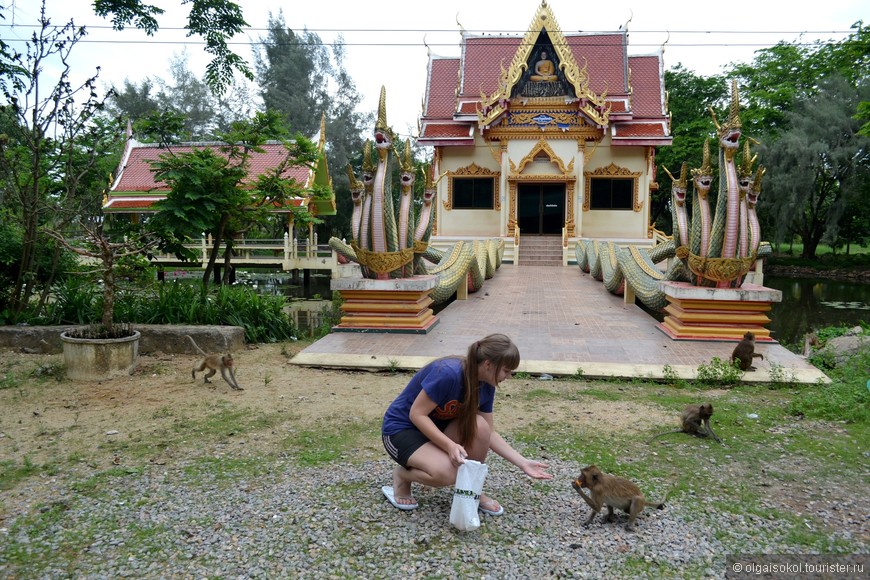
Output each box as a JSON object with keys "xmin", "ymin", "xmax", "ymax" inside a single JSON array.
[{"xmin": 518, "ymin": 183, "xmax": 565, "ymax": 235}]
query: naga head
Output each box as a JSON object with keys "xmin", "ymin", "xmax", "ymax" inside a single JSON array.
[
  {"xmin": 691, "ymin": 139, "xmax": 713, "ymax": 199},
  {"xmin": 346, "ymin": 164, "xmax": 364, "ymax": 205},
  {"xmin": 421, "ymin": 163, "xmax": 436, "ymax": 206},
  {"xmin": 748, "ymin": 166, "xmax": 765, "ymax": 209},
  {"xmin": 361, "ymin": 140, "xmax": 375, "ymax": 192},
  {"xmin": 738, "ymin": 141, "xmax": 757, "ymax": 198},
  {"xmin": 710, "ymin": 79, "xmax": 742, "ymax": 153},
  {"xmin": 374, "ymin": 86, "xmax": 394, "ymax": 159},
  {"xmin": 399, "ymin": 139, "xmax": 415, "ymax": 193},
  {"xmin": 663, "ymin": 162, "xmax": 688, "ymax": 207}
]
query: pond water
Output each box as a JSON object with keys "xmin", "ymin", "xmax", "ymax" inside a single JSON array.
[{"xmin": 764, "ymin": 275, "xmax": 870, "ymax": 347}]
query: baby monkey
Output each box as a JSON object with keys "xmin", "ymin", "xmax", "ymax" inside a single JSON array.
[
  {"xmin": 732, "ymin": 331, "xmax": 764, "ymax": 371},
  {"xmin": 186, "ymin": 335, "xmax": 242, "ymax": 390},
  {"xmin": 647, "ymin": 403, "xmax": 721, "ymax": 444},
  {"xmin": 571, "ymin": 465, "xmax": 666, "ymax": 532}
]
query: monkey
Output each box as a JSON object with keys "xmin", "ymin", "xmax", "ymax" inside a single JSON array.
[
  {"xmin": 731, "ymin": 331, "xmax": 764, "ymax": 371},
  {"xmin": 646, "ymin": 403, "xmax": 721, "ymax": 444},
  {"xmin": 185, "ymin": 335, "xmax": 242, "ymax": 390},
  {"xmin": 571, "ymin": 465, "xmax": 666, "ymax": 532}
]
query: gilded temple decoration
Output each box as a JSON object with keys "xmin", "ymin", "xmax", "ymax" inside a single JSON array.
[
  {"xmin": 475, "ymin": 1, "xmax": 610, "ymax": 128},
  {"xmin": 443, "ymin": 163, "xmax": 501, "ymax": 211},
  {"xmin": 510, "ymin": 139, "xmax": 571, "ymax": 176},
  {"xmin": 583, "ymin": 163, "xmax": 642, "ymax": 212}
]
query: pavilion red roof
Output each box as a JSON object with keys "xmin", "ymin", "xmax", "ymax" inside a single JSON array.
[{"xmin": 104, "ymin": 141, "xmax": 317, "ymax": 213}]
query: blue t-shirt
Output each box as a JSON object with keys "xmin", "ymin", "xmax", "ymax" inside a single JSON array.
[{"xmin": 382, "ymin": 358, "xmax": 496, "ymax": 435}]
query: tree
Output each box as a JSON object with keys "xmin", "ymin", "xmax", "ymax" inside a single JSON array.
[
  {"xmin": 655, "ymin": 65, "xmax": 726, "ymax": 231},
  {"xmin": 254, "ymin": 13, "xmax": 370, "ymax": 240},
  {"xmin": 759, "ymin": 75, "xmax": 870, "ymax": 259},
  {"xmin": 92, "ymin": 0, "xmax": 251, "ymax": 93},
  {"xmin": 148, "ymin": 111, "xmax": 320, "ymax": 289},
  {"xmin": 0, "ymin": 2, "xmax": 119, "ymax": 318}
]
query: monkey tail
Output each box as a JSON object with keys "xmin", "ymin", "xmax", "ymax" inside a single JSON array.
[
  {"xmin": 645, "ymin": 430, "xmax": 681, "ymax": 444},
  {"xmin": 185, "ymin": 335, "xmax": 207, "ymax": 356}
]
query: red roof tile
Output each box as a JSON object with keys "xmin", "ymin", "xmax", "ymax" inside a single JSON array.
[
  {"xmin": 425, "ymin": 58, "xmax": 460, "ymax": 118},
  {"xmin": 628, "ymin": 55, "xmax": 665, "ymax": 117},
  {"xmin": 419, "ymin": 123, "xmax": 474, "ymax": 139},
  {"xmin": 459, "ymin": 37, "xmax": 524, "ymax": 99},
  {"xmin": 111, "ymin": 142, "xmax": 310, "ymax": 193},
  {"xmin": 565, "ymin": 33, "xmax": 628, "ymax": 95},
  {"xmin": 614, "ymin": 122, "xmax": 667, "ymax": 137}
]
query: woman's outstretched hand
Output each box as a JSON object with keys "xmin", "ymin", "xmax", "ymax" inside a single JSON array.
[{"xmin": 521, "ymin": 459, "xmax": 553, "ymax": 480}]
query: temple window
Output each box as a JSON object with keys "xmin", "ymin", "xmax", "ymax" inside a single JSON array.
[
  {"xmin": 452, "ymin": 177, "xmax": 495, "ymax": 209},
  {"xmin": 589, "ymin": 177, "xmax": 634, "ymax": 210}
]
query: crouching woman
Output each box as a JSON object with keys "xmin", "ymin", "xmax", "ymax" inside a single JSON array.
[{"xmin": 381, "ymin": 333, "xmax": 552, "ymax": 514}]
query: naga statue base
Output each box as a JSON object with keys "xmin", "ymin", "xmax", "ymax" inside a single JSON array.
[
  {"xmin": 656, "ymin": 281, "xmax": 782, "ymax": 342},
  {"xmin": 330, "ymin": 275, "xmax": 440, "ymax": 334}
]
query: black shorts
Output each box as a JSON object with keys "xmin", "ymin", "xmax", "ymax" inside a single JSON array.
[{"xmin": 382, "ymin": 429, "xmax": 431, "ymax": 468}]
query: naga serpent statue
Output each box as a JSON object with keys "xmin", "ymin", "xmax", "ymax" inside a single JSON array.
[
  {"xmin": 577, "ymin": 79, "xmax": 770, "ymax": 311},
  {"xmin": 329, "ymin": 87, "xmax": 502, "ymax": 302}
]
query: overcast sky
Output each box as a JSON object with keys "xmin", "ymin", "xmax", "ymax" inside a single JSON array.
[{"xmin": 4, "ymin": 0, "xmax": 865, "ymax": 139}]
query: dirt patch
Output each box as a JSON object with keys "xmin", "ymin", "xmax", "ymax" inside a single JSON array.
[{"xmin": 0, "ymin": 344, "xmax": 675, "ymax": 469}]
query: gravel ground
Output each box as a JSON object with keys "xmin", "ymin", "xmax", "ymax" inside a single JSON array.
[{"xmin": 3, "ymin": 454, "xmax": 864, "ymax": 579}]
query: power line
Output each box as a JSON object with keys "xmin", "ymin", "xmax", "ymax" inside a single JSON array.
[
  {"xmin": 0, "ymin": 36, "xmax": 859, "ymax": 49},
  {"xmin": 0, "ymin": 23, "xmax": 861, "ymax": 34}
]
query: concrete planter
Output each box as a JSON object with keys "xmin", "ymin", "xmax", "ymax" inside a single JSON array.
[{"xmin": 60, "ymin": 330, "xmax": 141, "ymax": 381}]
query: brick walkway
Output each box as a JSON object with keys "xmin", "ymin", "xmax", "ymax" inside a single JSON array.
[{"xmin": 291, "ymin": 265, "xmax": 827, "ymax": 384}]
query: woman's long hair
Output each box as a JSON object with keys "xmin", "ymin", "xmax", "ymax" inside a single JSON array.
[{"xmin": 457, "ymin": 334, "xmax": 521, "ymax": 447}]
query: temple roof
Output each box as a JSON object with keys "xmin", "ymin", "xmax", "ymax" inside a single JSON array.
[
  {"xmin": 418, "ymin": 1, "xmax": 670, "ymax": 147},
  {"xmin": 104, "ymin": 139, "xmax": 334, "ymax": 215}
]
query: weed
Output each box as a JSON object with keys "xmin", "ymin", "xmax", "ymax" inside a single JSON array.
[
  {"xmin": 695, "ymin": 357, "xmax": 743, "ymax": 386},
  {"xmin": 264, "ymin": 372, "xmax": 273, "ymax": 387},
  {"xmin": 767, "ymin": 362, "xmax": 797, "ymax": 388},
  {"xmin": 513, "ymin": 371, "xmax": 532, "ymax": 380},
  {"xmin": 386, "ymin": 358, "xmax": 400, "ymax": 373},
  {"xmin": 574, "ymin": 367, "xmax": 584, "ymax": 379},
  {"xmin": 660, "ymin": 364, "xmax": 691, "ymax": 388},
  {"xmin": 0, "ymin": 457, "xmax": 41, "ymax": 491}
]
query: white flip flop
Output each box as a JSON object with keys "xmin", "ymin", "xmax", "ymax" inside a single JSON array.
[
  {"xmin": 478, "ymin": 498, "xmax": 504, "ymax": 516},
  {"xmin": 381, "ymin": 485, "xmax": 418, "ymax": 511}
]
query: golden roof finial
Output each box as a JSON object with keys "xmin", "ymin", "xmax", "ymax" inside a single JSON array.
[{"xmin": 318, "ymin": 113, "xmax": 327, "ymax": 150}]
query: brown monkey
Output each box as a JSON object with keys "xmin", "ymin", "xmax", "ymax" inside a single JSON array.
[
  {"xmin": 185, "ymin": 335, "xmax": 242, "ymax": 390},
  {"xmin": 731, "ymin": 331, "xmax": 764, "ymax": 371},
  {"xmin": 571, "ymin": 465, "xmax": 666, "ymax": 532},
  {"xmin": 647, "ymin": 403, "xmax": 721, "ymax": 444}
]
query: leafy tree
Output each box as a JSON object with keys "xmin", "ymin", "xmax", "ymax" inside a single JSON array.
[
  {"xmin": 255, "ymin": 12, "xmax": 327, "ymax": 137},
  {"xmin": 92, "ymin": 0, "xmax": 251, "ymax": 93},
  {"xmin": 759, "ymin": 75, "xmax": 870, "ymax": 259},
  {"xmin": 105, "ymin": 78, "xmax": 161, "ymax": 124},
  {"xmin": 254, "ymin": 12, "xmax": 370, "ymax": 241},
  {"xmin": 148, "ymin": 111, "xmax": 320, "ymax": 288},
  {"xmin": 655, "ymin": 65, "xmax": 726, "ymax": 231},
  {"xmin": 0, "ymin": 3, "xmax": 120, "ymax": 318}
]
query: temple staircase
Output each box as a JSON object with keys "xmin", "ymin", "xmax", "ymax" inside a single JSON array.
[{"xmin": 518, "ymin": 236, "xmax": 563, "ymax": 266}]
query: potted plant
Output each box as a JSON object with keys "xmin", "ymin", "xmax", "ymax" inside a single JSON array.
[{"xmin": 46, "ymin": 220, "xmax": 158, "ymax": 380}]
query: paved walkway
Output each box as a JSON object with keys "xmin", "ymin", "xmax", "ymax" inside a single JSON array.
[{"xmin": 290, "ymin": 265, "xmax": 828, "ymax": 384}]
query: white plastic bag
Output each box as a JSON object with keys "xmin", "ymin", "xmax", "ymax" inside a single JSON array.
[{"xmin": 449, "ymin": 459, "xmax": 488, "ymax": 531}]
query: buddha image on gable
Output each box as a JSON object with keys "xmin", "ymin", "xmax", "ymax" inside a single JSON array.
[
  {"xmin": 530, "ymin": 50, "xmax": 557, "ymax": 82},
  {"xmin": 520, "ymin": 47, "xmax": 566, "ymax": 98}
]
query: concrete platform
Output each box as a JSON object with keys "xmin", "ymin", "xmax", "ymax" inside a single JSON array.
[{"xmin": 291, "ymin": 266, "xmax": 829, "ymax": 384}]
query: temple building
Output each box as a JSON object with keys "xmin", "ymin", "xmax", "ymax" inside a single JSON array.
[{"xmin": 418, "ymin": 2, "xmax": 671, "ymax": 261}]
